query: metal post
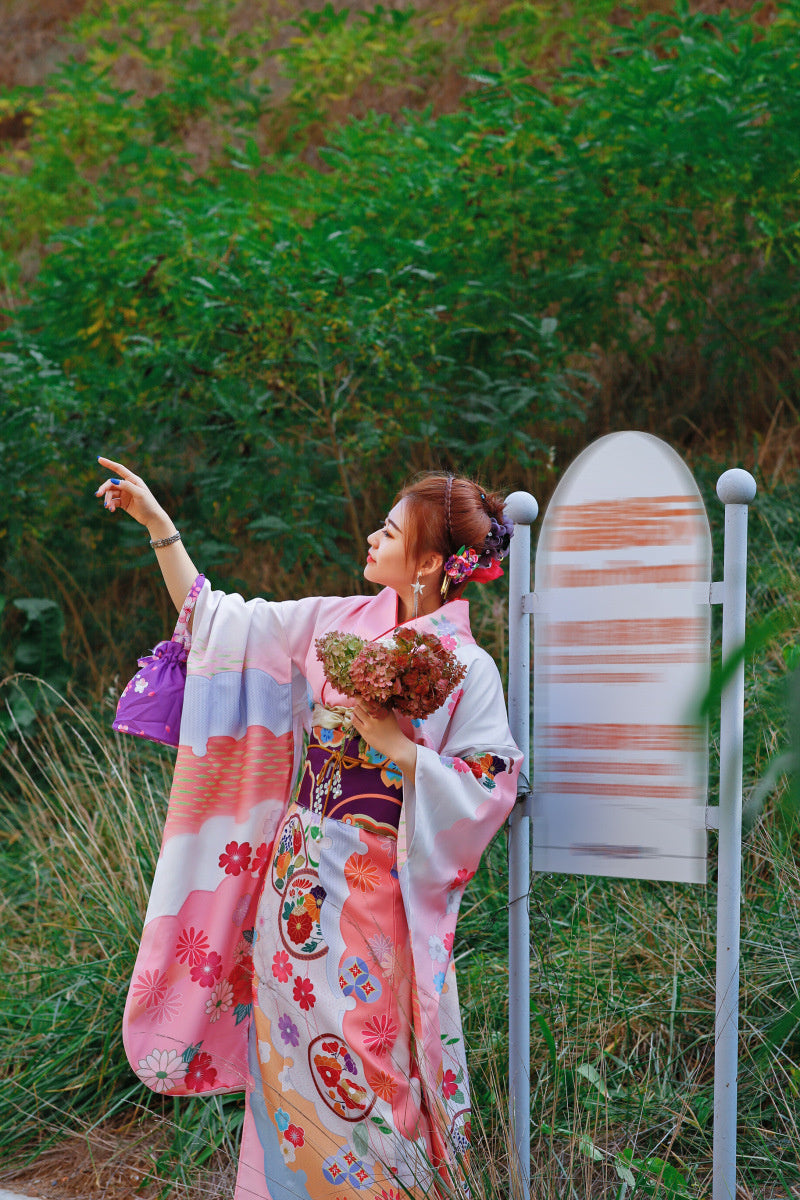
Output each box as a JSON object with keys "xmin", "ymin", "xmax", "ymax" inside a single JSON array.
[
  {"xmin": 505, "ymin": 490, "xmax": 538, "ymax": 1200},
  {"xmin": 713, "ymin": 468, "xmax": 756, "ymax": 1200}
]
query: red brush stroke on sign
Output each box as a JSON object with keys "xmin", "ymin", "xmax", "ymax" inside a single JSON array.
[
  {"xmin": 550, "ymin": 496, "xmax": 705, "ymax": 552},
  {"xmin": 540, "ymin": 724, "xmax": 703, "ymax": 752},
  {"xmin": 542, "ymin": 618, "xmax": 706, "ymax": 646}
]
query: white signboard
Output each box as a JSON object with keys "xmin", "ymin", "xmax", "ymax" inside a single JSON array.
[{"xmin": 532, "ymin": 432, "xmax": 712, "ymax": 883}]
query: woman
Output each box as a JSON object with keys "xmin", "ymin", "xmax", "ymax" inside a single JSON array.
[{"xmin": 97, "ymin": 456, "xmax": 521, "ymax": 1200}]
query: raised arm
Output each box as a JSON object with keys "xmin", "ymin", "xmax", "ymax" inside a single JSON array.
[{"xmin": 96, "ymin": 456, "xmax": 200, "ymax": 614}]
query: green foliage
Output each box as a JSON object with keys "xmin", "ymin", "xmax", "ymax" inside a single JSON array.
[
  {"xmin": 0, "ymin": 595, "xmax": 68, "ymax": 743},
  {"xmin": 1, "ymin": 3, "xmax": 799, "ymax": 661}
]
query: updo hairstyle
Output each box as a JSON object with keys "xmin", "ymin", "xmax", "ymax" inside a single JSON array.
[{"xmin": 395, "ymin": 472, "xmax": 507, "ymax": 597}]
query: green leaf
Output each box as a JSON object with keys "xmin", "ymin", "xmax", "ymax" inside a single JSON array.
[
  {"xmin": 576, "ymin": 1061, "xmax": 609, "ymax": 1097},
  {"xmin": 578, "ymin": 1133, "xmax": 603, "ymax": 1162},
  {"xmin": 352, "ymin": 1122, "xmax": 369, "ymax": 1157}
]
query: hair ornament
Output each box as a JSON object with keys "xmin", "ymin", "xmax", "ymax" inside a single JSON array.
[
  {"xmin": 476, "ymin": 515, "xmax": 515, "ymax": 569},
  {"xmin": 444, "ymin": 545, "xmax": 479, "ymax": 585},
  {"xmin": 440, "ymin": 513, "xmax": 515, "ymax": 598},
  {"xmin": 444, "ymin": 474, "xmax": 454, "ymax": 542}
]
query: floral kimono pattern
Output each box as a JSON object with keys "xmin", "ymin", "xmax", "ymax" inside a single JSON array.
[{"xmin": 122, "ymin": 584, "xmax": 521, "ymax": 1199}]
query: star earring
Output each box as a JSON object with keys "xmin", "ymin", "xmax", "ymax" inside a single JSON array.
[{"xmin": 412, "ymin": 572, "xmax": 425, "ymax": 619}]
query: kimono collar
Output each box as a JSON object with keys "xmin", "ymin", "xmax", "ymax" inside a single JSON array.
[{"xmin": 371, "ymin": 587, "xmax": 476, "ymax": 647}]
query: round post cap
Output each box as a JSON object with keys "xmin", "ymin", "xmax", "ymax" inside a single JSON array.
[
  {"xmin": 716, "ymin": 469, "xmax": 757, "ymax": 505},
  {"xmin": 505, "ymin": 490, "xmax": 539, "ymax": 524}
]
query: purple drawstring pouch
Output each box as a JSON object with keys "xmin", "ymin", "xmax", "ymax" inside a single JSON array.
[{"xmin": 113, "ymin": 574, "xmax": 205, "ymax": 748}]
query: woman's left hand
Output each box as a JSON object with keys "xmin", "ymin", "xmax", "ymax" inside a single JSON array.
[{"xmin": 350, "ymin": 704, "xmax": 417, "ymax": 777}]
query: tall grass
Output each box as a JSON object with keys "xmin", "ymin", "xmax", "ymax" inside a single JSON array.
[
  {"xmin": 3, "ymin": 703, "xmax": 799, "ymax": 1194},
  {"xmin": 2, "ymin": 477, "xmax": 800, "ymax": 1197},
  {"xmin": 0, "ymin": 680, "xmax": 243, "ymax": 1195}
]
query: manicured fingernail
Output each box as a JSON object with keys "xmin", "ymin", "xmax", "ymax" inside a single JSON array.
[{"xmin": 110, "ymin": 477, "xmax": 121, "ymax": 484}]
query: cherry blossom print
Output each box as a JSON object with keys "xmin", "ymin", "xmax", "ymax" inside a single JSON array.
[
  {"xmin": 367, "ymin": 1068, "xmax": 397, "ymax": 1102},
  {"xmin": 219, "ymin": 840, "xmax": 252, "ymax": 876},
  {"xmin": 175, "ymin": 926, "xmax": 210, "ymax": 966},
  {"xmin": 136, "ymin": 1048, "xmax": 187, "ymax": 1093},
  {"xmin": 452, "ymin": 868, "xmax": 475, "ymax": 888},
  {"xmin": 278, "ymin": 1013, "xmax": 300, "ymax": 1047},
  {"xmin": 250, "ymin": 841, "xmax": 271, "ymax": 875},
  {"xmin": 377, "ymin": 1189, "xmax": 403, "ymax": 1200},
  {"xmin": 184, "ymin": 1050, "xmax": 218, "ymax": 1093},
  {"xmin": 442, "ymin": 931, "xmax": 455, "ymax": 954},
  {"xmin": 447, "ymin": 687, "xmax": 463, "ymax": 716},
  {"xmin": 293, "ymin": 976, "xmax": 316, "ymax": 1012},
  {"xmin": 441, "ymin": 755, "xmax": 470, "ymax": 774},
  {"xmin": 280, "ymin": 1140, "xmax": 296, "ymax": 1165},
  {"xmin": 343, "ymin": 852, "xmax": 380, "ymax": 893},
  {"xmin": 428, "ymin": 934, "xmax": 449, "ymax": 964},
  {"xmin": 284, "ymin": 1123, "xmax": 305, "ymax": 1148},
  {"xmin": 205, "ymin": 979, "xmax": 234, "ymax": 1023},
  {"xmin": 150, "ymin": 986, "xmax": 182, "ymax": 1024},
  {"xmin": 272, "ymin": 950, "xmax": 293, "ymax": 984},
  {"xmin": 361, "ymin": 1013, "xmax": 398, "ymax": 1057},
  {"xmin": 190, "ymin": 951, "xmax": 223, "ymax": 988},
  {"xmin": 286, "ymin": 909, "xmax": 313, "ymax": 945},
  {"xmin": 274, "ymin": 1108, "xmax": 290, "ymax": 1131},
  {"xmin": 131, "ymin": 969, "xmax": 168, "ymax": 1009},
  {"xmin": 442, "ymin": 1068, "xmax": 458, "ymax": 1099}
]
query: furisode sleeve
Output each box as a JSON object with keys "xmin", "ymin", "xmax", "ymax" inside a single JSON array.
[
  {"xmin": 396, "ymin": 647, "xmax": 522, "ymax": 1160},
  {"xmin": 122, "ymin": 582, "xmax": 359, "ymax": 1097}
]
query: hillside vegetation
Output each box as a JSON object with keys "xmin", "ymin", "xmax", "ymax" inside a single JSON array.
[
  {"xmin": 1, "ymin": 0, "xmax": 799, "ymax": 680},
  {"xmin": 1, "ymin": 3, "xmax": 800, "ymax": 1198}
]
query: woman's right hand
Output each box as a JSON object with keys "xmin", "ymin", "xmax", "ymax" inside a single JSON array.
[
  {"xmin": 97, "ymin": 456, "xmax": 201, "ymax": 615},
  {"xmin": 96, "ymin": 456, "xmax": 172, "ymax": 535}
]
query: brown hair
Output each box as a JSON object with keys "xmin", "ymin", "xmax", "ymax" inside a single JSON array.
[{"xmin": 395, "ymin": 472, "xmax": 506, "ymax": 596}]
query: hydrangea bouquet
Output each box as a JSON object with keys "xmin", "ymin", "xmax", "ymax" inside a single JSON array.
[{"xmin": 315, "ymin": 628, "xmax": 466, "ymax": 721}]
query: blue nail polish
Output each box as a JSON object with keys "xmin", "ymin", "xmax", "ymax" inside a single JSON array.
[{"xmin": 111, "ymin": 477, "xmax": 121, "ymax": 485}]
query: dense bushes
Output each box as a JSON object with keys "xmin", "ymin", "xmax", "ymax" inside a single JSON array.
[{"xmin": 1, "ymin": 1, "xmax": 799, "ymax": 678}]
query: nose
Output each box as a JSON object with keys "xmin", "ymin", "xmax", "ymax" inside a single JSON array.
[{"xmin": 367, "ymin": 528, "xmax": 380, "ymax": 548}]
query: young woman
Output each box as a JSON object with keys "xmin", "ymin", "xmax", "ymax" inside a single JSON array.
[{"xmin": 97, "ymin": 457, "xmax": 521, "ymax": 1200}]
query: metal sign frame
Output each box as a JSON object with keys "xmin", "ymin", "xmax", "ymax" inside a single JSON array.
[{"xmin": 504, "ymin": 465, "xmax": 756, "ymax": 1200}]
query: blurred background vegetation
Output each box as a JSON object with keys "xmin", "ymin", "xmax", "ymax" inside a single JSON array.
[{"xmin": 1, "ymin": 0, "xmax": 799, "ymax": 1196}]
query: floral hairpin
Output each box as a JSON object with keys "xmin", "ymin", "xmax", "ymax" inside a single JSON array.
[
  {"xmin": 442, "ymin": 546, "xmax": 479, "ymax": 592},
  {"xmin": 440, "ymin": 515, "xmax": 515, "ymax": 598}
]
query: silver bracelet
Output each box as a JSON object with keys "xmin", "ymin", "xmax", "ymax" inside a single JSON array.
[{"xmin": 149, "ymin": 531, "xmax": 182, "ymax": 549}]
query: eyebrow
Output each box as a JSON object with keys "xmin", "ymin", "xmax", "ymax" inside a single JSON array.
[{"xmin": 384, "ymin": 516, "xmax": 401, "ymax": 532}]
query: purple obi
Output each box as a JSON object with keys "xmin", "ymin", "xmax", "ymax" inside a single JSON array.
[{"xmin": 294, "ymin": 725, "xmax": 403, "ymax": 837}]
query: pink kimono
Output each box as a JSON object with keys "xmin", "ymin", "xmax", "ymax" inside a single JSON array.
[{"xmin": 123, "ymin": 582, "xmax": 521, "ymax": 1198}]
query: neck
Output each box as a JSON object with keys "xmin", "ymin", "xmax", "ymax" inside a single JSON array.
[{"xmin": 396, "ymin": 587, "xmax": 443, "ymax": 626}]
